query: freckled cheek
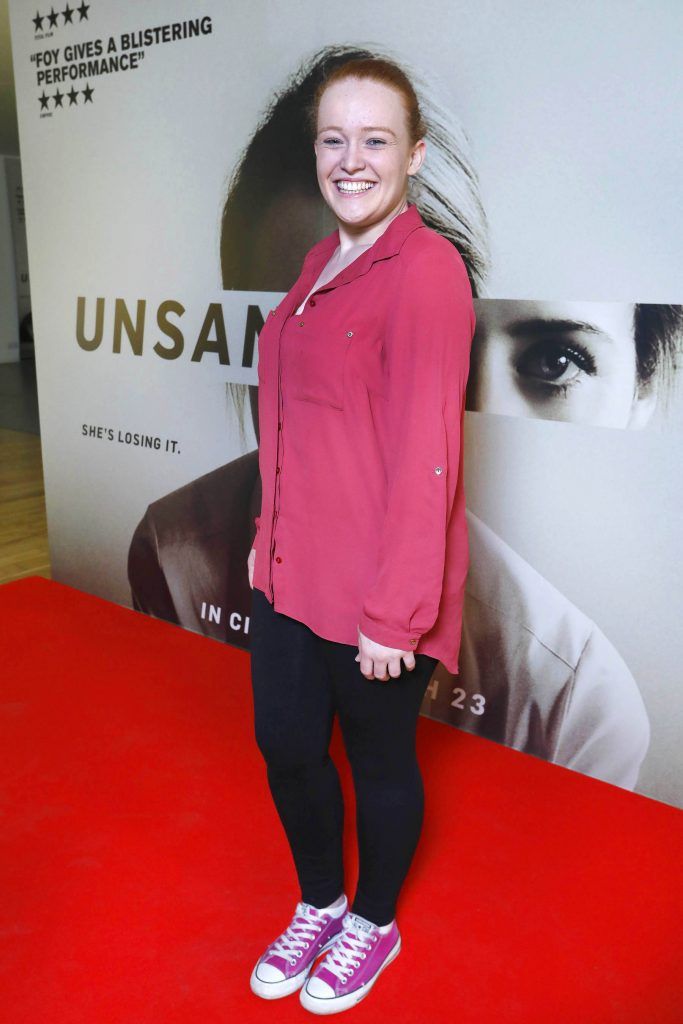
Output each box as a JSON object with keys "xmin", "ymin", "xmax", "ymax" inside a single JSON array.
[{"xmin": 317, "ymin": 153, "xmax": 338, "ymax": 175}]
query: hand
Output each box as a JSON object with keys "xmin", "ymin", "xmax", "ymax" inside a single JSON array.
[
  {"xmin": 356, "ymin": 626, "xmax": 416, "ymax": 681},
  {"xmin": 247, "ymin": 546, "xmax": 255, "ymax": 589}
]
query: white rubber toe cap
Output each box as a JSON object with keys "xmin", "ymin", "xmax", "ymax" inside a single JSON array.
[
  {"xmin": 305, "ymin": 975, "xmax": 336, "ymax": 998},
  {"xmin": 256, "ymin": 962, "xmax": 286, "ymax": 982}
]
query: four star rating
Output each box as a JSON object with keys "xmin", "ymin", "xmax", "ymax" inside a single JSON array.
[
  {"xmin": 33, "ymin": 3, "xmax": 90, "ymax": 32},
  {"xmin": 39, "ymin": 83, "xmax": 93, "ymax": 110}
]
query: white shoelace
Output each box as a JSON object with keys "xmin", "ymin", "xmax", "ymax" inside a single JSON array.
[
  {"xmin": 268, "ymin": 902, "xmax": 326, "ymax": 966},
  {"xmin": 321, "ymin": 913, "xmax": 375, "ymax": 983}
]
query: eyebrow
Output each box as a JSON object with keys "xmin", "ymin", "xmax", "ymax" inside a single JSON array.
[
  {"xmin": 506, "ymin": 317, "xmax": 616, "ymax": 344},
  {"xmin": 320, "ymin": 125, "xmax": 397, "ymax": 137}
]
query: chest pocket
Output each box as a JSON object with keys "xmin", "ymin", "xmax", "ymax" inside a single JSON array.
[{"xmin": 286, "ymin": 320, "xmax": 352, "ymax": 411}]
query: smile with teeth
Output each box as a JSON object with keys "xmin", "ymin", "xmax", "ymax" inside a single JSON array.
[{"xmin": 335, "ymin": 180, "xmax": 377, "ymax": 193}]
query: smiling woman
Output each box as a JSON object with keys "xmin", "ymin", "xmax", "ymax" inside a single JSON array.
[
  {"xmin": 309, "ymin": 62, "xmax": 426, "ymax": 246},
  {"xmin": 246, "ymin": 53, "xmax": 477, "ymax": 1014}
]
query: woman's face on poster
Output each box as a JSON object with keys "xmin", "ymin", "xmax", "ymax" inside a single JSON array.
[{"xmin": 467, "ymin": 300, "xmax": 657, "ymax": 428}]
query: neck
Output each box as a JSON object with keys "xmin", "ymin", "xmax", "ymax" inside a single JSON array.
[{"xmin": 335, "ymin": 197, "xmax": 410, "ymax": 257}]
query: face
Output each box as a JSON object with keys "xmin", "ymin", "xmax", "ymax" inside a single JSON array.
[
  {"xmin": 314, "ymin": 76, "xmax": 425, "ymax": 231},
  {"xmin": 467, "ymin": 300, "xmax": 657, "ymax": 428}
]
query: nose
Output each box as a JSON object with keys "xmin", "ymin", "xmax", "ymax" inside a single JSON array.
[{"xmin": 340, "ymin": 138, "xmax": 366, "ymax": 175}]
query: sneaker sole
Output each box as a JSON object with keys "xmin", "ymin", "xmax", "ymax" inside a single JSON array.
[
  {"xmin": 250, "ymin": 931, "xmax": 343, "ymax": 1000},
  {"xmin": 299, "ymin": 933, "xmax": 402, "ymax": 1014}
]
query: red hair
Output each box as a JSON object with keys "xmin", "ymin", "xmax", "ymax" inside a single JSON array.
[{"xmin": 306, "ymin": 56, "xmax": 426, "ymax": 145}]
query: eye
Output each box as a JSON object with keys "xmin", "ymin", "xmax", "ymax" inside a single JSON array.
[
  {"xmin": 321, "ymin": 137, "xmax": 342, "ymax": 146},
  {"xmin": 515, "ymin": 338, "xmax": 597, "ymax": 395},
  {"xmin": 367, "ymin": 138, "xmax": 387, "ymax": 146}
]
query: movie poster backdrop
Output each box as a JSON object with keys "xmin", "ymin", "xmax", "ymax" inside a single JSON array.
[{"xmin": 9, "ymin": 0, "xmax": 683, "ymax": 807}]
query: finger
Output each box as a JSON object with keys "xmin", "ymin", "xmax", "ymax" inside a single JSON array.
[
  {"xmin": 402, "ymin": 654, "xmax": 416, "ymax": 671},
  {"xmin": 374, "ymin": 659, "xmax": 390, "ymax": 682},
  {"xmin": 359, "ymin": 652, "xmax": 375, "ymax": 679}
]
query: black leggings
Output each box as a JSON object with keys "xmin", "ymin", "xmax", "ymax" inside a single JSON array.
[{"xmin": 249, "ymin": 586, "xmax": 438, "ymax": 927}]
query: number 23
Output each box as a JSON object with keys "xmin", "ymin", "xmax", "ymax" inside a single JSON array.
[{"xmin": 450, "ymin": 687, "xmax": 486, "ymax": 716}]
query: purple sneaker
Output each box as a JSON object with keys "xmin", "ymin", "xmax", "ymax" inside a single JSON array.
[
  {"xmin": 250, "ymin": 895, "xmax": 348, "ymax": 1000},
  {"xmin": 299, "ymin": 911, "xmax": 401, "ymax": 1014}
]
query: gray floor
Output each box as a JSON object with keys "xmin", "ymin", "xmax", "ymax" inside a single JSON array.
[{"xmin": 0, "ymin": 355, "xmax": 41, "ymax": 435}]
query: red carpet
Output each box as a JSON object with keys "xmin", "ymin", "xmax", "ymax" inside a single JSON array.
[{"xmin": 1, "ymin": 576, "xmax": 681, "ymax": 1023}]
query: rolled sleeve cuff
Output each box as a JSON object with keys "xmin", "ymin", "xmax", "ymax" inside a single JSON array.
[{"xmin": 357, "ymin": 612, "xmax": 421, "ymax": 652}]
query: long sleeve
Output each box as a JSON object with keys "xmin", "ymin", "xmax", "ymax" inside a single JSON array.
[{"xmin": 357, "ymin": 243, "xmax": 475, "ymax": 652}]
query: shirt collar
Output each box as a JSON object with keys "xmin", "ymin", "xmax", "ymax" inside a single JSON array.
[{"xmin": 301, "ymin": 201, "xmax": 425, "ymax": 291}]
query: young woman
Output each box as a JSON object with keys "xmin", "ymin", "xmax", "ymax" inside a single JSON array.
[{"xmin": 248, "ymin": 56, "xmax": 475, "ymax": 1014}]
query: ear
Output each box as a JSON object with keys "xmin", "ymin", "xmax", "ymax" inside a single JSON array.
[{"xmin": 408, "ymin": 139, "xmax": 427, "ymax": 176}]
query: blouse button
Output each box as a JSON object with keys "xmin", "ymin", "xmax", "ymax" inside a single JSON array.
[
  {"xmin": 275, "ymin": 556, "xmax": 282, "ymax": 564},
  {"xmin": 347, "ymin": 331, "xmax": 353, "ymax": 338},
  {"xmin": 434, "ymin": 466, "xmax": 443, "ymax": 475},
  {"xmin": 409, "ymin": 639, "xmax": 417, "ymax": 646},
  {"xmin": 299, "ymin": 320, "xmax": 305, "ymax": 327},
  {"xmin": 310, "ymin": 299, "xmax": 316, "ymax": 307}
]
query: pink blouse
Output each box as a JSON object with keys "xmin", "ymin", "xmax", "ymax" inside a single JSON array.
[{"xmin": 252, "ymin": 202, "xmax": 475, "ymax": 674}]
